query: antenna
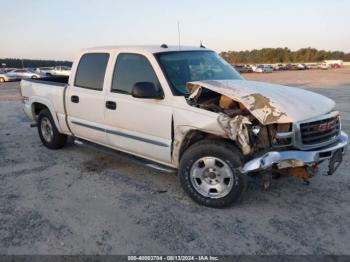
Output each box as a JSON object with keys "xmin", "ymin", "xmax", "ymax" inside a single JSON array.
[{"xmin": 177, "ymin": 21, "xmax": 181, "ymax": 50}]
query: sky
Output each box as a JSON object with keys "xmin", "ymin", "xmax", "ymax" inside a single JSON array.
[{"xmin": 1, "ymin": 0, "xmax": 350, "ymax": 60}]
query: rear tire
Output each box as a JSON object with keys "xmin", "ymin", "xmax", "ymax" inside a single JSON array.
[
  {"xmin": 0, "ymin": 77, "xmax": 5, "ymax": 83},
  {"xmin": 37, "ymin": 109, "xmax": 67, "ymax": 149},
  {"xmin": 179, "ymin": 139, "xmax": 244, "ymax": 207}
]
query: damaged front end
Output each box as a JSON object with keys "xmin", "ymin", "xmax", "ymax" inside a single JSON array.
[{"xmin": 185, "ymin": 81, "xmax": 348, "ymax": 184}]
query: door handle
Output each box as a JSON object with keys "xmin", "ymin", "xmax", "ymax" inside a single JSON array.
[
  {"xmin": 71, "ymin": 95, "xmax": 79, "ymax": 103},
  {"xmin": 105, "ymin": 101, "xmax": 117, "ymax": 110}
]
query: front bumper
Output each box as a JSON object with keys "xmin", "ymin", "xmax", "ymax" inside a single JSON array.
[{"xmin": 242, "ymin": 131, "xmax": 348, "ymax": 173}]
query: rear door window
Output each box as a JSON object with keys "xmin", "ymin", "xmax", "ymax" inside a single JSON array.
[{"xmin": 74, "ymin": 53, "xmax": 109, "ymax": 90}]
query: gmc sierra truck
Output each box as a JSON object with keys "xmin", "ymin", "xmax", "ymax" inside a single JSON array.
[{"xmin": 21, "ymin": 45, "xmax": 348, "ymax": 207}]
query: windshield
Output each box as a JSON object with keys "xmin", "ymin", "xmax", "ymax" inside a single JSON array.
[{"xmin": 155, "ymin": 51, "xmax": 243, "ymax": 96}]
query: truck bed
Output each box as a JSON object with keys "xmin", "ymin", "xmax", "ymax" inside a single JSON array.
[
  {"xmin": 24, "ymin": 75, "xmax": 69, "ymax": 86},
  {"xmin": 21, "ymin": 77, "xmax": 67, "ymax": 124}
]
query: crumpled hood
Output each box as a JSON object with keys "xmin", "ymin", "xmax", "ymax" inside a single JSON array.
[{"xmin": 188, "ymin": 80, "xmax": 335, "ymax": 124}]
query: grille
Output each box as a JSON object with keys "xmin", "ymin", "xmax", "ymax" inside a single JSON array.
[{"xmin": 300, "ymin": 116, "xmax": 340, "ymax": 145}]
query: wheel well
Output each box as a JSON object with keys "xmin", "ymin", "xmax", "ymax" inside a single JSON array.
[
  {"xmin": 178, "ymin": 130, "xmax": 231, "ymax": 161},
  {"xmin": 32, "ymin": 103, "xmax": 49, "ymax": 119}
]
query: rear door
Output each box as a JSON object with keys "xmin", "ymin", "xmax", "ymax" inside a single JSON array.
[
  {"xmin": 104, "ymin": 52, "xmax": 173, "ymax": 164},
  {"xmin": 66, "ymin": 52, "xmax": 110, "ymax": 144}
]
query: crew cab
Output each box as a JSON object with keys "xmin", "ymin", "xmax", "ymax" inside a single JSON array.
[{"xmin": 21, "ymin": 45, "xmax": 348, "ymax": 207}]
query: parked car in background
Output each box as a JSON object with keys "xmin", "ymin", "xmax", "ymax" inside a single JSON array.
[
  {"xmin": 234, "ymin": 64, "xmax": 253, "ymax": 73},
  {"xmin": 306, "ymin": 64, "xmax": 319, "ymax": 70},
  {"xmin": 319, "ymin": 63, "xmax": 329, "ymax": 70},
  {"xmin": 7, "ymin": 69, "xmax": 44, "ymax": 79},
  {"xmin": 331, "ymin": 64, "xmax": 341, "ymax": 69},
  {"xmin": 255, "ymin": 65, "xmax": 273, "ymax": 73},
  {"xmin": 36, "ymin": 67, "xmax": 55, "ymax": 76},
  {"xmin": 3, "ymin": 68, "xmax": 15, "ymax": 73},
  {"xmin": 286, "ymin": 64, "xmax": 299, "ymax": 70},
  {"xmin": 324, "ymin": 60, "xmax": 343, "ymax": 67},
  {"xmin": 0, "ymin": 70, "xmax": 18, "ymax": 83},
  {"xmin": 297, "ymin": 64, "xmax": 305, "ymax": 70},
  {"xmin": 51, "ymin": 66, "xmax": 71, "ymax": 76},
  {"xmin": 273, "ymin": 64, "xmax": 287, "ymax": 71}
]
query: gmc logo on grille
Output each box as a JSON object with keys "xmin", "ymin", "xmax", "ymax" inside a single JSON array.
[{"xmin": 319, "ymin": 122, "xmax": 333, "ymax": 132}]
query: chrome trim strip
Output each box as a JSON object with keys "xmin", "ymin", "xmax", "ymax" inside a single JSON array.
[
  {"xmin": 276, "ymin": 132, "xmax": 294, "ymax": 139},
  {"xmin": 71, "ymin": 121, "xmax": 169, "ymax": 148}
]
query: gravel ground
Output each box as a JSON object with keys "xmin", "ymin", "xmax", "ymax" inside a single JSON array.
[{"xmin": 0, "ymin": 68, "xmax": 349, "ymax": 255}]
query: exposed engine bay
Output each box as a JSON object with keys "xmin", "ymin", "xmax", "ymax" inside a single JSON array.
[{"xmin": 186, "ymin": 83, "xmax": 292, "ymax": 157}]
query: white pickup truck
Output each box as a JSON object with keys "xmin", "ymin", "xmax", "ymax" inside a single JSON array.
[{"xmin": 21, "ymin": 45, "xmax": 348, "ymax": 207}]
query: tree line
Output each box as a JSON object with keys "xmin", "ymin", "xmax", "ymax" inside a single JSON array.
[
  {"xmin": 0, "ymin": 58, "xmax": 72, "ymax": 68},
  {"xmin": 1, "ymin": 47, "xmax": 350, "ymax": 68},
  {"xmin": 220, "ymin": 47, "xmax": 350, "ymax": 64}
]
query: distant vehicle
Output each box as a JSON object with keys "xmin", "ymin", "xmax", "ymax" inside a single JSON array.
[
  {"xmin": 305, "ymin": 64, "xmax": 318, "ymax": 70},
  {"xmin": 234, "ymin": 65, "xmax": 253, "ymax": 73},
  {"xmin": 51, "ymin": 66, "xmax": 71, "ymax": 76},
  {"xmin": 255, "ymin": 65, "xmax": 273, "ymax": 73},
  {"xmin": 319, "ymin": 63, "xmax": 329, "ymax": 70},
  {"xmin": 273, "ymin": 64, "xmax": 287, "ymax": 71},
  {"xmin": 0, "ymin": 70, "xmax": 18, "ymax": 83},
  {"xmin": 331, "ymin": 64, "xmax": 341, "ymax": 69},
  {"xmin": 7, "ymin": 69, "xmax": 44, "ymax": 79},
  {"xmin": 3, "ymin": 68, "xmax": 15, "ymax": 73},
  {"xmin": 286, "ymin": 64, "xmax": 299, "ymax": 70},
  {"xmin": 37, "ymin": 67, "xmax": 55, "ymax": 75},
  {"xmin": 297, "ymin": 64, "xmax": 306, "ymax": 70},
  {"xmin": 324, "ymin": 60, "xmax": 343, "ymax": 67}
]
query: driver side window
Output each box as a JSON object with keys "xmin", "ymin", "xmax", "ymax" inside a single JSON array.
[{"xmin": 111, "ymin": 53, "xmax": 161, "ymax": 94}]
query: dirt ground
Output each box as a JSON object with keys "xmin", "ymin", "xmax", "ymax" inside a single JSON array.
[{"xmin": 0, "ymin": 68, "xmax": 349, "ymax": 255}]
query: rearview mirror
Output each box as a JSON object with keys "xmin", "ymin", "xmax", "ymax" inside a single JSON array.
[{"xmin": 131, "ymin": 82, "xmax": 163, "ymax": 99}]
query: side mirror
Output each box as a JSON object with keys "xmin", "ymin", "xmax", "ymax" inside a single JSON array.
[{"xmin": 131, "ymin": 82, "xmax": 163, "ymax": 99}]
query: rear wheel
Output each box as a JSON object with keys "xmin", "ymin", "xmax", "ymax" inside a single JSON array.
[
  {"xmin": 0, "ymin": 77, "xmax": 5, "ymax": 83},
  {"xmin": 32, "ymin": 75, "xmax": 38, "ymax": 79},
  {"xmin": 38, "ymin": 109, "xmax": 67, "ymax": 149},
  {"xmin": 179, "ymin": 140, "xmax": 244, "ymax": 207}
]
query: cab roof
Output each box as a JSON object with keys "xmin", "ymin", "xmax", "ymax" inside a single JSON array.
[{"xmin": 82, "ymin": 45, "xmax": 211, "ymax": 54}]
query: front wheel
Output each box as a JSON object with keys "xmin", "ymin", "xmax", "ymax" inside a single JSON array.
[
  {"xmin": 38, "ymin": 109, "xmax": 67, "ymax": 149},
  {"xmin": 179, "ymin": 140, "xmax": 244, "ymax": 207},
  {"xmin": 0, "ymin": 77, "xmax": 5, "ymax": 83}
]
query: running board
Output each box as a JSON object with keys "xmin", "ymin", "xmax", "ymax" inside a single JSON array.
[{"xmin": 73, "ymin": 138, "xmax": 177, "ymax": 174}]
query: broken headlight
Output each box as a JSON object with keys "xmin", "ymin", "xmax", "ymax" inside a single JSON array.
[{"xmin": 272, "ymin": 123, "xmax": 293, "ymax": 146}]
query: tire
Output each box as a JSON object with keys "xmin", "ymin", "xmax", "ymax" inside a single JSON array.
[
  {"xmin": 0, "ymin": 77, "xmax": 5, "ymax": 83},
  {"xmin": 32, "ymin": 75, "xmax": 38, "ymax": 79},
  {"xmin": 179, "ymin": 139, "xmax": 244, "ymax": 207},
  {"xmin": 37, "ymin": 109, "xmax": 67, "ymax": 149}
]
